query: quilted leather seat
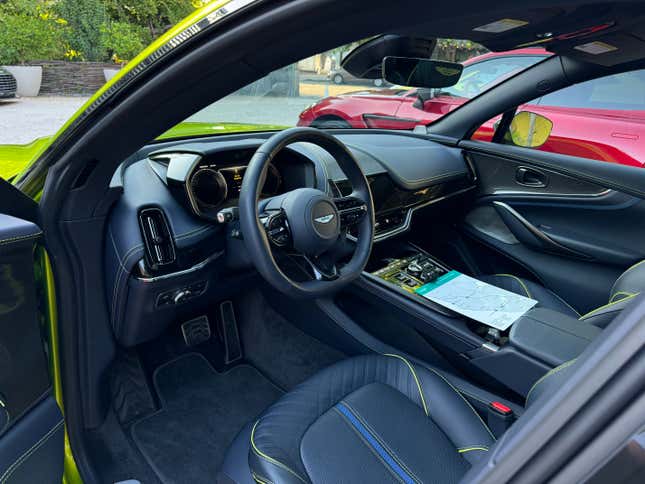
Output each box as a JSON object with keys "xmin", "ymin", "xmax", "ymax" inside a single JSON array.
[{"xmin": 244, "ymin": 354, "xmax": 496, "ymax": 484}]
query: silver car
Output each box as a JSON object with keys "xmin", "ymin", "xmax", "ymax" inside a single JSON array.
[{"xmin": 0, "ymin": 67, "xmax": 17, "ymax": 99}]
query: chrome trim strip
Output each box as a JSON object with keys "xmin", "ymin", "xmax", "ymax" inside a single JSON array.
[
  {"xmin": 491, "ymin": 188, "xmax": 612, "ymax": 198},
  {"xmin": 136, "ymin": 249, "xmax": 224, "ymax": 282},
  {"xmin": 492, "ymin": 201, "xmax": 588, "ymax": 258}
]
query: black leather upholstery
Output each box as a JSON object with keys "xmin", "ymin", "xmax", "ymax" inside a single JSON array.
[
  {"xmin": 480, "ymin": 260, "xmax": 645, "ymax": 329},
  {"xmin": 478, "ymin": 274, "xmax": 580, "ymax": 318},
  {"xmin": 0, "ymin": 396, "xmax": 64, "ymax": 484},
  {"xmin": 247, "ymin": 354, "xmax": 495, "ymax": 484}
]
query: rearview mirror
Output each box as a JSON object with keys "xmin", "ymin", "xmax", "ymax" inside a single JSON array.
[
  {"xmin": 382, "ymin": 57, "xmax": 463, "ymax": 88},
  {"xmin": 509, "ymin": 111, "xmax": 553, "ymax": 148},
  {"xmin": 341, "ymin": 35, "xmax": 436, "ymax": 79}
]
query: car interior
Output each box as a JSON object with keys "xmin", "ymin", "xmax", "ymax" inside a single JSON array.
[
  {"xmin": 92, "ymin": 116, "xmax": 645, "ymax": 484},
  {"xmin": 2, "ymin": 1, "xmax": 645, "ymax": 483}
]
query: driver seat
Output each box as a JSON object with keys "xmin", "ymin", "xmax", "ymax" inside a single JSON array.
[
  {"xmin": 218, "ymin": 352, "xmax": 571, "ymax": 484},
  {"xmin": 247, "ymin": 354, "xmax": 494, "ymax": 483}
]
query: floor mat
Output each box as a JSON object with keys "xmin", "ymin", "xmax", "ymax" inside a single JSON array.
[
  {"xmin": 238, "ymin": 290, "xmax": 345, "ymax": 390},
  {"xmin": 131, "ymin": 353, "xmax": 282, "ymax": 483}
]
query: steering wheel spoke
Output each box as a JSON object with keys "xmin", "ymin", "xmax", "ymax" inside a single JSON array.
[
  {"xmin": 304, "ymin": 254, "xmax": 340, "ymax": 281},
  {"xmin": 334, "ymin": 195, "xmax": 368, "ymax": 229},
  {"xmin": 260, "ymin": 209, "xmax": 291, "ymax": 247}
]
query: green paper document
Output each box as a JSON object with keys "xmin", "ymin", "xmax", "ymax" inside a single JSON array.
[{"xmin": 415, "ymin": 270, "xmax": 538, "ymax": 331}]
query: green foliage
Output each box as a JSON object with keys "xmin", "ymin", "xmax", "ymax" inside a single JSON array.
[
  {"xmin": 101, "ymin": 21, "xmax": 149, "ymax": 64},
  {"xmin": 56, "ymin": 0, "xmax": 108, "ymax": 61},
  {"xmin": 104, "ymin": 0, "xmax": 195, "ymax": 38},
  {"xmin": 0, "ymin": 0, "xmax": 208, "ymax": 64},
  {"xmin": 0, "ymin": 1, "xmax": 68, "ymax": 64}
]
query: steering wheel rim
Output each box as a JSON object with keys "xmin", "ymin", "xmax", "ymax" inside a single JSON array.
[{"xmin": 239, "ymin": 127, "xmax": 375, "ymax": 298}]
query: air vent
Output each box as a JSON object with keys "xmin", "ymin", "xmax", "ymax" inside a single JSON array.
[{"xmin": 139, "ymin": 208, "xmax": 176, "ymax": 269}]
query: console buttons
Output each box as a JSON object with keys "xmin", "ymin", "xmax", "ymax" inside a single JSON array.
[
  {"xmin": 173, "ymin": 290, "xmax": 192, "ymax": 305},
  {"xmin": 156, "ymin": 280, "xmax": 208, "ymax": 308}
]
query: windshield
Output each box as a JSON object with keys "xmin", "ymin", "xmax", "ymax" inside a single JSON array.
[{"xmin": 165, "ymin": 40, "xmax": 544, "ymax": 138}]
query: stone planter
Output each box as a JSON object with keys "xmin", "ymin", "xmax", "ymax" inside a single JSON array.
[
  {"xmin": 103, "ymin": 68, "xmax": 120, "ymax": 82},
  {"xmin": 3, "ymin": 65, "xmax": 43, "ymax": 97}
]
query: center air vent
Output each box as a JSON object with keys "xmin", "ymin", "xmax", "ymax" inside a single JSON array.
[{"xmin": 139, "ymin": 208, "xmax": 176, "ymax": 270}]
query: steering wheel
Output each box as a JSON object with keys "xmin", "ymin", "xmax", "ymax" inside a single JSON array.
[{"xmin": 239, "ymin": 127, "xmax": 375, "ymax": 298}]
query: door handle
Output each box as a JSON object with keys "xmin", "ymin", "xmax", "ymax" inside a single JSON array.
[
  {"xmin": 493, "ymin": 201, "xmax": 590, "ymax": 259},
  {"xmin": 515, "ymin": 166, "xmax": 548, "ymax": 188}
]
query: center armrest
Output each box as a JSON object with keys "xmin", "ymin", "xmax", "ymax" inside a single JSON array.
[{"xmin": 509, "ymin": 308, "xmax": 601, "ymax": 366}]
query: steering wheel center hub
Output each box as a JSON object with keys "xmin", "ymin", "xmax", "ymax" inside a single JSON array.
[{"xmin": 283, "ymin": 188, "xmax": 340, "ymax": 255}]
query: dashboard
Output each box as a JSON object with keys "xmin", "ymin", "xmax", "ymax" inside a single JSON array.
[
  {"xmin": 147, "ymin": 145, "xmax": 312, "ymax": 220},
  {"xmin": 105, "ymin": 131, "xmax": 475, "ymax": 346}
]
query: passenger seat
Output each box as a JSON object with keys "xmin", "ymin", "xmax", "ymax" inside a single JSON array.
[{"xmin": 479, "ymin": 260, "xmax": 644, "ymax": 328}]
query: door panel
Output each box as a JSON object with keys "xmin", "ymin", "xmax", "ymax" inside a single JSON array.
[
  {"xmin": 0, "ymin": 214, "xmax": 63, "ymax": 483},
  {"xmin": 461, "ymin": 142, "xmax": 645, "ymax": 314}
]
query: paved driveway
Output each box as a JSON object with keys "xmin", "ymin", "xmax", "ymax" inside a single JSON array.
[
  {"xmin": 0, "ymin": 94, "xmax": 327, "ymax": 145},
  {"xmin": 0, "ymin": 97, "xmax": 89, "ymax": 144}
]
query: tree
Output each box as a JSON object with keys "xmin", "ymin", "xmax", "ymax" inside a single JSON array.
[
  {"xmin": 0, "ymin": 0, "xmax": 68, "ymax": 64},
  {"xmin": 101, "ymin": 21, "xmax": 147, "ymax": 64},
  {"xmin": 56, "ymin": 0, "xmax": 108, "ymax": 61},
  {"xmin": 104, "ymin": 0, "xmax": 195, "ymax": 39}
]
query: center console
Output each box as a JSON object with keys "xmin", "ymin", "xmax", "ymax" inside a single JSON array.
[
  {"xmin": 372, "ymin": 253, "xmax": 448, "ymax": 292},
  {"xmin": 346, "ymin": 243, "xmax": 597, "ymax": 398}
]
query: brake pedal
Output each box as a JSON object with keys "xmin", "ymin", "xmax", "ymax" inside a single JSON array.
[
  {"xmin": 181, "ymin": 316, "xmax": 211, "ymax": 347},
  {"xmin": 219, "ymin": 301, "xmax": 242, "ymax": 364}
]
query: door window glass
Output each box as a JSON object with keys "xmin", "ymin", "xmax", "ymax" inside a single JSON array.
[{"xmin": 474, "ymin": 68, "xmax": 645, "ymax": 167}]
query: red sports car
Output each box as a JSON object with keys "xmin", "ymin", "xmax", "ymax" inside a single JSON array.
[{"xmin": 298, "ymin": 48, "xmax": 645, "ymax": 167}]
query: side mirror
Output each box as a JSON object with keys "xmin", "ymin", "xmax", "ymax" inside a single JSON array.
[
  {"xmin": 509, "ymin": 111, "xmax": 553, "ymax": 148},
  {"xmin": 382, "ymin": 57, "xmax": 463, "ymax": 88}
]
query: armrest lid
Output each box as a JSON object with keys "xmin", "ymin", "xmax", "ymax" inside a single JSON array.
[{"xmin": 510, "ymin": 307, "xmax": 601, "ymax": 366}]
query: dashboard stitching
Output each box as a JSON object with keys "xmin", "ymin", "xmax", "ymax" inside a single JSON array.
[
  {"xmin": 109, "ymin": 224, "xmax": 217, "ymax": 332},
  {"xmin": 174, "ymin": 224, "xmax": 216, "ymax": 241}
]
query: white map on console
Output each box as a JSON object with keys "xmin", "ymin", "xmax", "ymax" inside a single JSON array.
[{"xmin": 415, "ymin": 270, "xmax": 537, "ymax": 331}]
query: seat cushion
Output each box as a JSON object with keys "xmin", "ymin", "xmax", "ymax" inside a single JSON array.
[
  {"xmin": 478, "ymin": 274, "xmax": 579, "ymax": 318},
  {"xmin": 248, "ymin": 354, "xmax": 496, "ymax": 484}
]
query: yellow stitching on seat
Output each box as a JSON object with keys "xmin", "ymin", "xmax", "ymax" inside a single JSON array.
[
  {"xmin": 384, "ymin": 354, "xmax": 429, "ymax": 416},
  {"xmin": 526, "ymin": 359, "xmax": 577, "ymax": 405},
  {"xmin": 579, "ymin": 293, "xmax": 638, "ymax": 320},
  {"xmin": 494, "ymin": 274, "xmax": 531, "ymax": 298},
  {"xmin": 609, "ymin": 291, "xmax": 638, "ymax": 303},
  {"xmin": 252, "ymin": 472, "xmax": 274, "ymax": 484},
  {"xmin": 624, "ymin": 259, "xmax": 645, "ymax": 274},
  {"xmin": 422, "ymin": 366, "xmax": 496, "ymax": 441},
  {"xmin": 250, "ymin": 420, "xmax": 307, "ymax": 483},
  {"xmin": 458, "ymin": 446, "xmax": 489, "ymax": 453}
]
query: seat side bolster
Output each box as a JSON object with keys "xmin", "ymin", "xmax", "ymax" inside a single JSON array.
[{"xmin": 414, "ymin": 364, "xmax": 497, "ymax": 449}]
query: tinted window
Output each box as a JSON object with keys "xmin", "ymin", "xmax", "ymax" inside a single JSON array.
[
  {"xmin": 539, "ymin": 70, "xmax": 645, "ymax": 111},
  {"xmin": 441, "ymin": 56, "xmax": 544, "ymax": 98}
]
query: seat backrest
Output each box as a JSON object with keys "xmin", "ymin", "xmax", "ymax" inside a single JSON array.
[{"xmin": 578, "ymin": 260, "xmax": 645, "ymax": 328}]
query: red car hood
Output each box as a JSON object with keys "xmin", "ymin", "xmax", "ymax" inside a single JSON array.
[{"xmin": 336, "ymin": 88, "xmax": 410, "ymax": 99}]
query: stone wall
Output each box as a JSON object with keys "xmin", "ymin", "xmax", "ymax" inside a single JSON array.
[{"xmin": 27, "ymin": 61, "xmax": 120, "ymax": 96}]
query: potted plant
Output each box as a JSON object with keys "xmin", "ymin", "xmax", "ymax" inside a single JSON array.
[{"xmin": 0, "ymin": 4, "xmax": 68, "ymax": 96}]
